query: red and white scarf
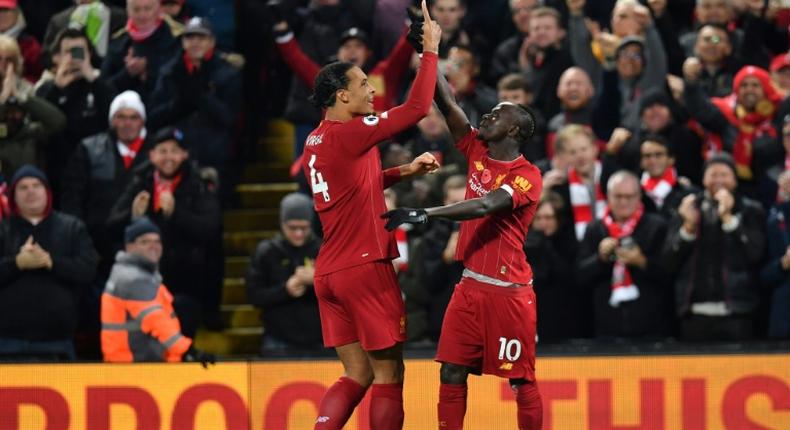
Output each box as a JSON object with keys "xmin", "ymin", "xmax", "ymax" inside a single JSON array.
[
  {"xmin": 641, "ymin": 168, "xmax": 676, "ymax": 209},
  {"xmin": 568, "ymin": 161, "xmax": 606, "ymax": 240},
  {"xmin": 602, "ymin": 204, "xmax": 644, "ymax": 307},
  {"xmin": 126, "ymin": 17, "xmax": 163, "ymax": 42},
  {"xmin": 117, "ymin": 135, "xmax": 145, "ymax": 170},
  {"xmin": 153, "ymin": 171, "xmax": 182, "ymax": 212}
]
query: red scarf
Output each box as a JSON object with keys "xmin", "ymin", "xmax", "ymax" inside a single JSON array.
[
  {"xmin": 126, "ymin": 17, "xmax": 163, "ymax": 42},
  {"xmin": 568, "ymin": 161, "xmax": 606, "ymax": 240},
  {"xmin": 709, "ymin": 66, "xmax": 780, "ymax": 180},
  {"xmin": 183, "ymin": 49, "xmax": 215, "ymax": 73},
  {"xmin": 641, "ymin": 168, "xmax": 676, "ymax": 209},
  {"xmin": 153, "ymin": 171, "xmax": 182, "ymax": 212},
  {"xmin": 602, "ymin": 204, "xmax": 644, "ymax": 307},
  {"xmin": 120, "ymin": 137, "xmax": 145, "ymax": 170}
]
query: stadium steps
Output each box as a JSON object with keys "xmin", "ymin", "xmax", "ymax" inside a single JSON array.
[{"xmin": 194, "ymin": 118, "xmax": 298, "ymax": 357}]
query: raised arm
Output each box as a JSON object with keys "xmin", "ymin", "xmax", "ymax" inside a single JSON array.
[{"xmin": 434, "ymin": 71, "xmax": 472, "ymax": 143}]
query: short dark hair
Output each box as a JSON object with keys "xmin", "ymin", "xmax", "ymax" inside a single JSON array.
[
  {"xmin": 640, "ymin": 133, "xmax": 674, "ymax": 156},
  {"xmin": 309, "ymin": 62, "xmax": 355, "ymax": 109},
  {"xmin": 497, "ymin": 73, "xmax": 532, "ymax": 93},
  {"xmin": 511, "ymin": 103, "xmax": 537, "ymax": 143}
]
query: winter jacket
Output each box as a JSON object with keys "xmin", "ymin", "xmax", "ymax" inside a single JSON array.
[
  {"xmin": 245, "ymin": 234, "xmax": 323, "ymax": 347},
  {"xmin": 101, "ymin": 251, "xmax": 192, "ymax": 362},
  {"xmin": 760, "ymin": 202, "xmax": 790, "ymax": 338},
  {"xmin": 0, "ymin": 96, "xmax": 66, "ymax": 178}
]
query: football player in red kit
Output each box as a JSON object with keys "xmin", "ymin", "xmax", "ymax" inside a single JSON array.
[
  {"xmin": 382, "ymin": 34, "xmax": 544, "ymax": 430},
  {"xmin": 301, "ymin": 2, "xmax": 442, "ymax": 429}
]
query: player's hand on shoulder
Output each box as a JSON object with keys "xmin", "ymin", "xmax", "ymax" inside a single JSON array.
[{"xmin": 381, "ymin": 207, "xmax": 428, "ymax": 231}]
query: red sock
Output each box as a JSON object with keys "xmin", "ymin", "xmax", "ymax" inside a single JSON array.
[
  {"xmin": 314, "ymin": 377, "xmax": 367, "ymax": 429},
  {"xmin": 369, "ymin": 383, "xmax": 404, "ymax": 430},
  {"xmin": 515, "ymin": 381, "xmax": 542, "ymax": 430},
  {"xmin": 437, "ymin": 383, "xmax": 467, "ymax": 429}
]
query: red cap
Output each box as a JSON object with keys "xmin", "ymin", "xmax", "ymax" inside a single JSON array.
[
  {"xmin": 770, "ymin": 53, "xmax": 790, "ymax": 73},
  {"xmin": 0, "ymin": 0, "xmax": 17, "ymax": 9}
]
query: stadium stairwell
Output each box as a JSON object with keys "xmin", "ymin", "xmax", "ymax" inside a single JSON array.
[{"xmin": 193, "ymin": 119, "xmax": 298, "ymax": 357}]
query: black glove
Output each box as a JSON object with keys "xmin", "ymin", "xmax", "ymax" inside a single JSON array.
[
  {"xmin": 182, "ymin": 345, "xmax": 216, "ymax": 369},
  {"xmin": 406, "ymin": 7, "xmax": 424, "ymax": 54},
  {"xmin": 381, "ymin": 207, "xmax": 428, "ymax": 231}
]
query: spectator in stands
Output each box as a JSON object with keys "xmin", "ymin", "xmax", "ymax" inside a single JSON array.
[
  {"xmin": 444, "ymin": 45, "xmax": 497, "ymax": 127},
  {"xmin": 577, "ymin": 170, "xmax": 670, "ymax": 338},
  {"xmin": 691, "ymin": 24, "xmax": 737, "ymax": 98},
  {"xmin": 683, "ymin": 60, "xmax": 783, "ymax": 199},
  {"xmin": 639, "ymin": 134, "xmax": 697, "ymax": 220},
  {"xmin": 535, "ymin": 120, "xmax": 572, "ymax": 178},
  {"xmin": 430, "ymin": 0, "xmax": 472, "ymax": 57},
  {"xmin": 680, "ymin": 0, "xmax": 738, "ymax": 56},
  {"xmin": 606, "ymin": 89, "xmax": 704, "ymax": 183},
  {"xmin": 149, "ymin": 17, "xmax": 241, "ymax": 202},
  {"xmin": 549, "ymin": 67, "xmax": 595, "ymax": 136},
  {"xmin": 524, "ymin": 191, "xmax": 582, "ymax": 341},
  {"xmin": 101, "ymin": 0, "xmax": 183, "ymax": 102},
  {"xmin": 409, "ymin": 175, "xmax": 466, "ymax": 342},
  {"xmin": 0, "ymin": 0, "xmax": 42, "ymax": 82},
  {"xmin": 101, "ymin": 216, "xmax": 214, "ymax": 365},
  {"xmin": 490, "ymin": 0, "xmax": 538, "ymax": 81},
  {"xmin": 770, "ymin": 53, "xmax": 790, "ymax": 98},
  {"xmin": 43, "ymin": 0, "xmax": 127, "ymax": 60},
  {"xmin": 496, "ymin": 73, "xmax": 546, "ymax": 162},
  {"xmin": 246, "ymin": 193, "xmax": 322, "ymax": 353},
  {"xmin": 568, "ymin": 0, "xmax": 668, "ymax": 131},
  {"xmin": 549, "ymin": 124, "xmax": 617, "ymax": 241},
  {"xmin": 161, "ymin": 0, "xmax": 190, "ymax": 24},
  {"xmin": 61, "ymin": 90, "xmax": 151, "ymax": 281},
  {"xmin": 0, "ymin": 165, "xmax": 97, "ymax": 361},
  {"xmin": 517, "ymin": 7, "xmax": 572, "ymax": 119},
  {"xmin": 663, "ymin": 153, "xmax": 765, "ymax": 341},
  {"xmin": 0, "ymin": 37, "xmax": 66, "ymax": 179},
  {"xmin": 36, "ymin": 28, "xmax": 115, "ymax": 184},
  {"xmin": 107, "ymin": 126, "xmax": 221, "ymax": 338},
  {"xmin": 762, "ymin": 169, "xmax": 790, "ymax": 339}
]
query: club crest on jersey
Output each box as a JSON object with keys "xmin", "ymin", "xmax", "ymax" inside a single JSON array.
[
  {"xmin": 494, "ymin": 173, "xmax": 507, "ymax": 189},
  {"xmin": 512, "ymin": 176, "xmax": 533, "ymax": 193},
  {"xmin": 474, "ymin": 161, "xmax": 484, "ymax": 171},
  {"xmin": 481, "ymin": 169, "xmax": 492, "ymax": 184},
  {"xmin": 363, "ymin": 115, "xmax": 379, "ymax": 126}
]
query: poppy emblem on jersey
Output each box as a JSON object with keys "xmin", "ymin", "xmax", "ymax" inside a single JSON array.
[
  {"xmin": 474, "ymin": 161, "xmax": 484, "ymax": 171},
  {"xmin": 512, "ymin": 176, "xmax": 533, "ymax": 193},
  {"xmin": 363, "ymin": 115, "xmax": 379, "ymax": 126},
  {"xmin": 481, "ymin": 169, "xmax": 492, "ymax": 184}
]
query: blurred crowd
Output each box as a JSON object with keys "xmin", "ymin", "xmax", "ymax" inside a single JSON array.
[{"xmin": 3, "ymin": 0, "xmax": 790, "ymax": 362}]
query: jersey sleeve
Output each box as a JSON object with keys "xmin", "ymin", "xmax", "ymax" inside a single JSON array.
[
  {"xmin": 500, "ymin": 165, "xmax": 542, "ymax": 209},
  {"xmin": 335, "ymin": 52, "xmax": 438, "ymax": 157}
]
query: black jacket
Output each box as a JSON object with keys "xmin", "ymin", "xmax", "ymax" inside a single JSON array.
[
  {"xmin": 61, "ymin": 131, "xmax": 153, "ymax": 266},
  {"xmin": 36, "ymin": 77, "xmax": 116, "ymax": 146},
  {"xmin": 663, "ymin": 191, "xmax": 765, "ymax": 316},
  {"xmin": 0, "ymin": 212, "xmax": 97, "ymax": 341},
  {"xmin": 576, "ymin": 212, "xmax": 672, "ymax": 337},
  {"xmin": 106, "ymin": 161, "xmax": 221, "ymax": 297},
  {"xmin": 525, "ymin": 226, "xmax": 583, "ymax": 341},
  {"xmin": 101, "ymin": 22, "xmax": 181, "ymax": 102},
  {"xmin": 149, "ymin": 52, "xmax": 242, "ymax": 167},
  {"xmin": 245, "ymin": 234, "xmax": 323, "ymax": 347},
  {"xmin": 525, "ymin": 45, "xmax": 574, "ymax": 120}
]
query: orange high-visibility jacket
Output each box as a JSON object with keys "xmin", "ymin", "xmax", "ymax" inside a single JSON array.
[{"xmin": 101, "ymin": 251, "xmax": 191, "ymax": 362}]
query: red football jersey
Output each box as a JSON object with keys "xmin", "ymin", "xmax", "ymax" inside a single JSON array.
[
  {"xmin": 302, "ymin": 53, "xmax": 438, "ymax": 276},
  {"xmin": 454, "ymin": 128, "xmax": 542, "ymax": 284}
]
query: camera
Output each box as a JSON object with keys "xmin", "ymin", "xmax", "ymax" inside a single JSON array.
[
  {"xmin": 619, "ymin": 236, "xmax": 636, "ymax": 250},
  {"xmin": 70, "ymin": 46, "xmax": 85, "ymax": 61}
]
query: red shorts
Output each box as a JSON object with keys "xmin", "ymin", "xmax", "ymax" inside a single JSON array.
[
  {"xmin": 436, "ymin": 277, "xmax": 537, "ymax": 380},
  {"xmin": 314, "ymin": 260, "xmax": 406, "ymax": 350}
]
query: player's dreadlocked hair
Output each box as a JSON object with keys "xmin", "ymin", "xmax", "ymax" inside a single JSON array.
[
  {"xmin": 309, "ymin": 62, "xmax": 355, "ymax": 109},
  {"xmin": 514, "ymin": 104, "xmax": 537, "ymax": 144}
]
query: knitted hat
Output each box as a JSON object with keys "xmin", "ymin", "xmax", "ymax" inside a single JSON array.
[
  {"xmin": 11, "ymin": 164, "xmax": 49, "ymax": 187},
  {"xmin": 704, "ymin": 152, "xmax": 736, "ymax": 174},
  {"xmin": 280, "ymin": 192, "xmax": 313, "ymax": 223},
  {"xmin": 125, "ymin": 216, "xmax": 161, "ymax": 243},
  {"xmin": 109, "ymin": 90, "xmax": 146, "ymax": 122},
  {"xmin": 638, "ymin": 88, "xmax": 672, "ymax": 115}
]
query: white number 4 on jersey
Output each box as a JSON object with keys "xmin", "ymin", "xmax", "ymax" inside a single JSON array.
[{"xmin": 309, "ymin": 154, "xmax": 330, "ymax": 202}]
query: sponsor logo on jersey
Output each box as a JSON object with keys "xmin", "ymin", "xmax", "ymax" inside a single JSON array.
[
  {"xmin": 316, "ymin": 416, "xmax": 330, "ymax": 423},
  {"xmin": 363, "ymin": 115, "xmax": 380, "ymax": 126},
  {"xmin": 468, "ymin": 175, "xmax": 489, "ymax": 197},
  {"xmin": 512, "ymin": 176, "xmax": 533, "ymax": 193},
  {"xmin": 305, "ymin": 134, "xmax": 323, "ymax": 146},
  {"xmin": 499, "ymin": 363, "xmax": 513, "ymax": 371}
]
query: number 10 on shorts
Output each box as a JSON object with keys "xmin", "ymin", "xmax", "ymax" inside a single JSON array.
[{"xmin": 498, "ymin": 337, "xmax": 522, "ymax": 361}]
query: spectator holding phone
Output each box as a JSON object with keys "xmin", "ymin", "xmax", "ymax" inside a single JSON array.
[
  {"xmin": 36, "ymin": 28, "xmax": 115, "ymax": 182},
  {"xmin": 761, "ymin": 169, "xmax": 790, "ymax": 339},
  {"xmin": 576, "ymin": 170, "xmax": 671, "ymax": 338}
]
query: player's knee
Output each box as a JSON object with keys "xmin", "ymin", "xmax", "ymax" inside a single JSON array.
[
  {"xmin": 346, "ymin": 365, "xmax": 375, "ymax": 387},
  {"xmin": 440, "ymin": 363, "xmax": 469, "ymax": 384}
]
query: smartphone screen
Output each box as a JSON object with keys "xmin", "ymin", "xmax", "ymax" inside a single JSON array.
[{"xmin": 70, "ymin": 46, "xmax": 85, "ymax": 61}]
